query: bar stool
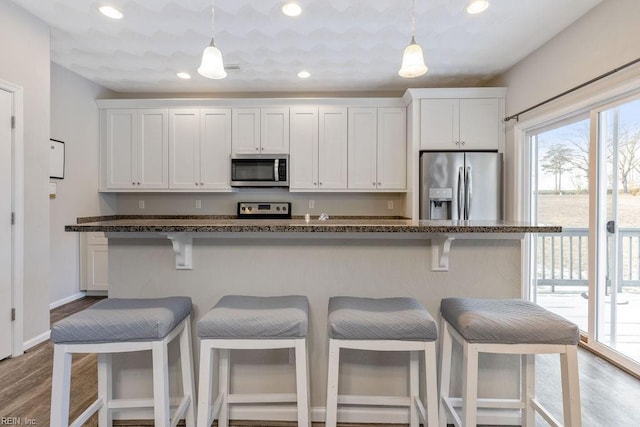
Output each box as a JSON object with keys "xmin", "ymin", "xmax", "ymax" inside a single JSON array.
[
  {"xmin": 196, "ymin": 295, "xmax": 310, "ymax": 427},
  {"xmin": 439, "ymin": 297, "xmax": 581, "ymax": 427},
  {"xmin": 325, "ymin": 296, "xmax": 439, "ymax": 427},
  {"xmin": 50, "ymin": 296, "xmax": 196, "ymax": 427}
]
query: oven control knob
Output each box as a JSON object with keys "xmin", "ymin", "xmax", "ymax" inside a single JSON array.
[
  {"xmin": 283, "ymin": 206, "xmax": 287, "ymax": 211},
  {"xmin": 276, "ymin": 206, "xmax": 280, "ymax": 211},
  {"xmin": 241, "ymin": 207, "xmax": 246, "ymax": 211},
  {"xmin": 247, "ymin": 207, "xmax": 252, "ymax": 212}
]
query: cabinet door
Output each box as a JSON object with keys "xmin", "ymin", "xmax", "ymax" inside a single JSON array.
[
  {"xmin": 169, "ymin": 109, "xmax": 201, "ymax": 189},
  {"xmin": 377, "ymin": 107, "xmax": 407, "ymax": 190},
  {"xmin": 106, "ymin": 109, "xmax": 137, "ymax": 189},
  {"xmin": 261, "ymin": 108, "xmax": 290, "ymax": 153},
  {"xmin": 80, "ymin": 233, "xmax": 108, "ymax": 292},
  {"xmin": 318, "ymin": 107, "xmax": 348, "ymax": 189},
  {"xmin": 459, "ymin": 98, "xmax": 500, "ymax": 150},
  {"xmin": 290, "ymin": 107, "xmax": 319, "ymax": 190},
  {"xmin": 138, "ymin": 109, "xmax": 168, "ymax": 188},
  {"xmin": 348, "ymin": 108, "xmax": 377, "ymax": 189},
  {"xmin": 420, "ymin": 99, "xmax": 460, "ymax": 150},
  {"xmin": 232, "ymin": 108, "xmax": 261, "ymax": 153},
  {"xmin": 200, "ymin": 109, "xmax": 232, "ymax": 189}
]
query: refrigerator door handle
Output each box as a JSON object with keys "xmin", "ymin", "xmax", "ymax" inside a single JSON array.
[
  {"xmin": 465, "ymin": 166, "xmax": 471, "ymax": 220},
  {"xmin": 457, "ymin": 166, "xmax": 464, "ymax": 219}
]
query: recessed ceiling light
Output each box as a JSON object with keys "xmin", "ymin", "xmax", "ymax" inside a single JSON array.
[
  {"xmin": 282, "ymin": 2, "xmax": 302, "ymax": 17},
  {"xmin": 99, "ymin": 5, "xmax": 123, "ymax": 20},
  {"xmin": 297, "ymin": 70, "xmax": 311, "ymax": 79},
  {"xmin": 466, "ymin": 0, "xmax": 489, "ymax": 14},
  {"xmin": 176, "ymin": 72, "xmax": 191, "ymax": 80}
]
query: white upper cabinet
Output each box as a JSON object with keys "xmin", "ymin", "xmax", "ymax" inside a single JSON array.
[
  {"xmin": 376, "ymin": 107, "xmax": 406, "ymax": 190},
  {"xmin": 348, "ymin": 107, "xmax": 406, "ymax": 190},
  {"xmin": 420, "ymin": 98, "xmax": 500, "ymax": 150},
  {"xmin": 232, "ymin": 108, "xmax": 289, "ymax": 154},
  {"xmin": 105, "ymin": 109, "xmax": 168, "ymax": 189},
  {"xmin": 289, "ymin": 107, "xmax": 319, "ymax": 190},
  {"xmin": 318, "ymin": 107, "xmax": 348, "ymax": 189},
  {"xmin": 169, "ymin": 109, "xmax": 231, "ymax": 190}
]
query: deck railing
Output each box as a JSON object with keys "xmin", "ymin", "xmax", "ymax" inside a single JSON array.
[{"xmin": 537, "ymin": 227, "xmax": 640, "ymax": 291}]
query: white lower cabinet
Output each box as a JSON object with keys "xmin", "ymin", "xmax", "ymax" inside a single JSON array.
[
  {"xmin": 80, "ymin": 232, "xmax": 108, "ymax": 293},
  {"xmin": 169, "ymin": 109, "xmax": 231, "ymax": 190},
  {"xmin": 348, "ymin": 107, "xmax": 406, "ymax": 190}
]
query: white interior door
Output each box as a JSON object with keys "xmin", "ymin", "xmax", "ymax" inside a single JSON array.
[{"xmin": 0, "ymin": 89, "xmax": 13, "ymax": 360}]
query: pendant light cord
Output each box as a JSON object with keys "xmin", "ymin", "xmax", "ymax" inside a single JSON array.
[
  {"xmin": 210, "ymin": 5, "xmax": 215, "ymax": 42},
  {"xmin": 411, "ymin": 0, "xmax": 416, "ymax": 37}
]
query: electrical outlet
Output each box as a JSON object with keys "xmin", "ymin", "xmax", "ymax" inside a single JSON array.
[
  {"xmin": 195, "ymin": 199, "xmax": 202, "ymax": 209},
  {"xmin": 387, "ymin": 200, "xmax": 394, "ymax": 210},
  {"xmin": 309, "ymin": 199, "xmax": 315, "ymax": 209},
  {"xmin": 138, "ymin": 200, "xmax": 145, "ymax": 209}
]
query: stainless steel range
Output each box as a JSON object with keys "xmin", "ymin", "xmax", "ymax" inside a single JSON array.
[{"xmin": 237, "ymin": 202, "xmax": 291, "ymax": 219}]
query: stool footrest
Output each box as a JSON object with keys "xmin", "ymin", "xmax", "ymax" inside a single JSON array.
[
  {"xmin": 446, "ymin": 397, "xmax": 525, "ymax": 410},
  {"xmin": 227, "ymin": 393, "xmax": 298, "ymax": 404},
  {"xmin": 338, "ymin": 394, "xmax": 411, "ymax": 407},
  {"xmin": 531, "ymin": 398, "xmax": 562, "ymax": 427},
  {"xmin": 69, "ymin": 398, "xmax": 104, "ymax": 427},
  {"xmin": 171, "ymin": 396, "xmax": 192, "ymax": 427}
]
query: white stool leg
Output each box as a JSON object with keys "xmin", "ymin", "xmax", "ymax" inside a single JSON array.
[
  {"xmin": 295, "ymin": 338, "xmax": 311, "ymax": 427},
  {"xmin": 152, "ymin": 340, "xmax": 171, "ymax": 426},
  {"xmin": 461, "ymin": 342, "xmax": 479, "ymax": 427},
  {"xmin": 424, "ymin": 342, "xmax": 439, "ymax": 427},
  {"xmin": 197, "ymin": 341, "xmax": 214, "ymax": 427},
  {"xmin": 409, "ymin": 351, "xmax": 419, "ymax": 427},
  {"xmin": 50, "ymin": 345, "xmax": 72, "ymax": 426},
  {"xmin": 97, "ymin": 353, "xmax": 113, "ymax": 426},
  {"xmin": 522, "ymin": 354, "xmax": 535, "ymax": 427},
  {"xmin": 180, "ymin": 319, "xmax": 197, "ymax": 427},
  {"xmin": 560, "ymin": 345, "xmax": 582, "ymax": 427},
  {"xmin": 325, "ymin": 338, "xmax": 340, "ymax": 427},
  {"xmin": 438, "ymin": 321, "xmax": 453, "ymax": 427},
  {"xmin": 218, "ymin": 348, "xmax": 230, "ymax": 427}
]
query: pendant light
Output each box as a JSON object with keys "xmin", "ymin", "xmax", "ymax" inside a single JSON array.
[
  {"xmin": 198, "ymin": 2, "xmax": 227, "ymax": 79},
  {"xmin": 398, "ymin": 0, "xmax": 428, "ymax": 78}
]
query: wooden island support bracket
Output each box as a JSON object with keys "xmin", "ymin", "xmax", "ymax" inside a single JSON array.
[
  {"xmin": 165, "ymin": 233, "xmax": 193, "ymax": 270},
  {"xmin": 431, "ymin": 236, "xmax": 456, "ymax": 272}
]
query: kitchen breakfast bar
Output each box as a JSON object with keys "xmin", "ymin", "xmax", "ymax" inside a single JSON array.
[{"xmin": 66, "ymin": 216, "xmax": 559, "ymax": 424}]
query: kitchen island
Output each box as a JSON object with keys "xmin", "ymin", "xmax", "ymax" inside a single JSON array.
[{"xmin": 66, "ymin": 216, "xmax": 559, "ymax": 424}]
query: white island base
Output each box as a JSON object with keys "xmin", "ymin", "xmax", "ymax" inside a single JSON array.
[{"xmin": 104, "ymin": 235, "xmax": 525, "ymax": 425}]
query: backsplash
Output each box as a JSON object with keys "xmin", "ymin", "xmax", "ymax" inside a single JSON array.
[{"xmin": 112, "ymin": 191, "xmax": 407, "ymax": 217}]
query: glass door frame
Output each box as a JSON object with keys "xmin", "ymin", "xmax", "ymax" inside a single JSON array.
[{"xmin": 588, "ymin": 94, "xmax": 640, "ymax": 373}]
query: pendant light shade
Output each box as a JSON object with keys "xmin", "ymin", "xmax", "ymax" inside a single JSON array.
[
  {"xmin": 399, "ymin": 36, "xmax": 428, "ymax": 78},
  {"xmin": 198, "ymin": 38, "xmax": 227, "ymax": 79},
  {"xmin": 198, "ymin": 4, "xmax": 226, "ymax": 80},
  {"xmin": 399, "ymin": 0, "xmax": 428, "ymax": 78}
]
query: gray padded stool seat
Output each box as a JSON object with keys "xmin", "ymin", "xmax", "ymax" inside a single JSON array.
[
  {"xmin": 50, "ymin": 296, "xmax": 196, "ymax": 427},
  {"xmin": 440, "ymin": 297, "xmax": 579, "ymax": 345},
  {"xmin": 328, "ymin": 296, "xmax": 438, "ymax": 341},
  {"xmin": 325, "ymin": 296, "xmax": 439, "ymax": 427},
  {"xmin": 52, "ymin": 296, "xmax": 192, "ymax": 343},
  {"xmin": 197, "ymin": 294, "xmax": 308, "ymax": 339},
  {"xmin": 438, "ymin": 298, "xmax": 582, "ymax": 427},
  {"xmin": 196, "ymin": 295, "xmax": 311, "ymax": 427}
]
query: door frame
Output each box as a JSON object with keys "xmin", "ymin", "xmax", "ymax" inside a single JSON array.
[{"xmin": 0, "ymin": 78, "xmax": 24, "ymax": 358}]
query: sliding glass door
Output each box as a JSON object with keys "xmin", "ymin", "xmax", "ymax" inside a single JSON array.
[
  {"xmin": 593, "ymin": 97, "xmax": 640, "ymax": 366},
  {"xmin": 527, "ymin": 94, "xmax": 640, "ymax": 374}
]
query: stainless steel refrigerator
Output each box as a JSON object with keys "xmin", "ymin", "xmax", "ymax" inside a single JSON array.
[{"xmin": 419, "ymin": 151, "xmax": 503, "ymax": 220}]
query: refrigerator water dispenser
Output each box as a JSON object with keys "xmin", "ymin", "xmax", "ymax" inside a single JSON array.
[{"xmin": 428, "ymin": 188, "xmax": 452, "ymax": 220}]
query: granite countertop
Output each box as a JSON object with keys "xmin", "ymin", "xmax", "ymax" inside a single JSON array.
[{"xmin": 65, "ymin": 215, "xmax": 561, "ymax": 234}]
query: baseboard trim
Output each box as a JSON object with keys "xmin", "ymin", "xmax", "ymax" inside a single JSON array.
[
  {"xmin": 112, "ymin": 405, "xmax": 521, "ymax": 425},
  {"xmin": 23, "ymin": 329, "xmax": 50, "ymax": 351},
  {"xmin": 49, "ymin": 291, "xmax": 86, "ymax": 310}
]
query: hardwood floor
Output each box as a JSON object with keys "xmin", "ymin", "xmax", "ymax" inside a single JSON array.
[{"xmin": 1, "ymin": 296, "xmax": 640, "ymax": 426}]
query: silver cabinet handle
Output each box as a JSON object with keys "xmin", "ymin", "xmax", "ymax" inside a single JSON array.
[
  {"xmin": 461, "ymin": 141, "xmax": 466, "ymax": 146},
  {"xmin": 457, "ymin": 167, "xmax": 463, "ymax": 219},
  {"xmin": 200, "ymin": 182, "xmax": 204, "ymax": 186},
  {"xmin": 255, "ymin": 147, "xmax": 259, "ymax": 151},
  {"xmin": 378, "ymin": 182, "xmax": 381, "ymax": 186}
]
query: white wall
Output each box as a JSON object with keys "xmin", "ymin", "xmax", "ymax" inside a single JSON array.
[
  {"xmin": 50, "ymin": 64, "xmax": 116, "ymax": 305},
  {"xmin": 489, "ymin": 0, "xmax": 640, "ymax": 219},
  {"xmin": 0, "ymin": 0, "xmax": 51, "ymax": 343}
]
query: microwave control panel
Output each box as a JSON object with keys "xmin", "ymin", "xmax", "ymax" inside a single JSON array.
[{"xmin": 237, "ymin": 202, "xmax": 292, "ymax": 219}]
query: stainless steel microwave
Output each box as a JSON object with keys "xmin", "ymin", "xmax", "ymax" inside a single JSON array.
[{"xmin": 230, "ymin": 154, "xmax": 289, "ymax": 187}]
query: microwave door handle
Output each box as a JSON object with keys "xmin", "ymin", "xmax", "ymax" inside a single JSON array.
[{"xmin": 274, "ymin": 159, "xmax": 279, "ymax": 182}]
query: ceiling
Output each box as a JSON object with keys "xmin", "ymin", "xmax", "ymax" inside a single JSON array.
[{"xmin": 10, "ymin": 0, "xmax": 602, "ymax": 94}]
